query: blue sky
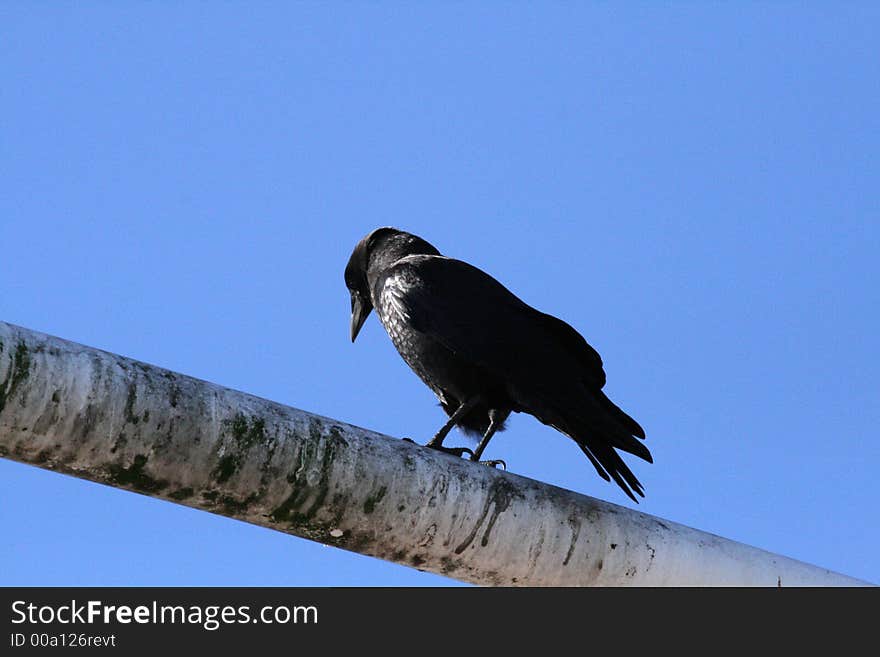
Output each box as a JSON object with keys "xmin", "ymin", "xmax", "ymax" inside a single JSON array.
[{"xmin": 1, "ymin": 4, "xmax": 878, "ymax": 586}]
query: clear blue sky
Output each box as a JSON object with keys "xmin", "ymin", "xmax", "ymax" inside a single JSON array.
[{"xmin": 2, "ymin": 4, "xmax": 878, "ymax": 586}]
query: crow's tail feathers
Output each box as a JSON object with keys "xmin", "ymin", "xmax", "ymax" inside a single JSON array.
[
  {"xmin": 546, "ymin": 393, "xmax": 651, "ymax": 503},
  {"xmin": 576, "ymin": 440, "xmax": 646, "ymax": 504},
  {"xmin": 597, "ymin": 390, "xmax": 646, "ymax": 439}
]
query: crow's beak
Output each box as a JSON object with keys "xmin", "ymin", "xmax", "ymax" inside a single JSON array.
[{"xmin": 350, "ymin": 293, "xmax": 370, "ymax": 342}]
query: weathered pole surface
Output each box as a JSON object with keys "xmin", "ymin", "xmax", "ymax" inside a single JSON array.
[{"xmin": 0, "ymin": 321, "xmax": 870, "ymax": 586}]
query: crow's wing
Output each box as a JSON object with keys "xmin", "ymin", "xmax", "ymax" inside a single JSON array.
[
  {"xmin": 383, "ymin": 254, "xmax": 650, "ymax": 502},
  {"xmin": 384, "ymin": 255, "xmax": 606, "ymax": 392}
]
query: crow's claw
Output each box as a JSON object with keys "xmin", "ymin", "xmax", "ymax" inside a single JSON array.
[
  {"xmin": 403, "ymin": 438, "xmax": 473, "ymax": 459},
  {"xmin": 427, "ymin": 444, "xmax": 474, "ymax": 459},
  {"xmin": 478, "ymin": 459, "xmax": 507, "ymax": 470}
]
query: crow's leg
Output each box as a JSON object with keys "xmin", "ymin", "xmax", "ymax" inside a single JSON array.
[
  {"xmin": 424, "ymin": 396, "xmax": 481, "ymax": 457},
  {"xmin": 470, "ymin": 408, "xmax": 510, "ymax": 468}
]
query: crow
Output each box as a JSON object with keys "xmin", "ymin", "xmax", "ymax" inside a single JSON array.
[{"xmin": 344, "ymin": 227, "xmax": 652, "ymax": 502}]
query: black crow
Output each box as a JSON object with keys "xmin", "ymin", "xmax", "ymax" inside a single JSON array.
[{"xmin": 344, "ymin": 227, "xmax": 651, "ymax": 502}]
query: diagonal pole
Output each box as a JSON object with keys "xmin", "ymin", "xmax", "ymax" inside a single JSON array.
[{"xmin": 0, "ymin": 321, "xmax": 871, "ymax": 586}]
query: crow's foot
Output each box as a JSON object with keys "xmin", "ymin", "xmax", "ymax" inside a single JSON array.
[
  {"xmin": 476, "ymin": 459, "xmax": 506, "ymax": 470},
  {"xmin": 426, "ymin": 444, "xmax": 474, "ymax": 458},
  {"xmin": 402, "ymin": 437, "xmax": 474, "ymax": 458}
]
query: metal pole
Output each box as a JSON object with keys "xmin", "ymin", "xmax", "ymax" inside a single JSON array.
[{"xmin": 0, "ymin": 321, "xmax": 870, "ymax": 586}]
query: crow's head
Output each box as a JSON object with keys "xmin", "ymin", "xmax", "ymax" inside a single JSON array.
[{"xmin": 345, "ymin": 227, "xmax": 440, "ymax": 342}]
